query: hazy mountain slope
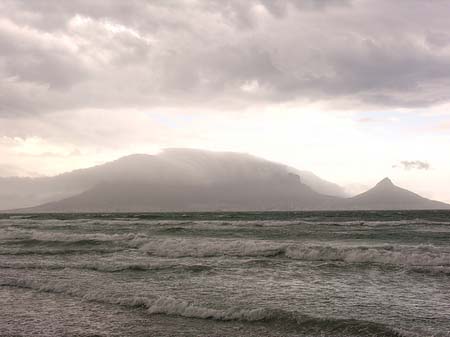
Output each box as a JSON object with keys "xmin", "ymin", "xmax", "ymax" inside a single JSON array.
[
  {"xmin": 3, "ymin": 150, "xmax": 449, "ymax": 212},
  {"xmin": 343, "ymin": 178, "xmax": 450, "ymax": 210},
  {"xmin": 0, "ymin": 149, "xmax": 346, "ymax": 210},
  {"xmin": 26, "ymin": 172, "xmax": 337, "ymax": 212},
  {"xmin": 0, "ymin": 177, "xmax": 85, "ymax": 210},
  {"xmin": 291, "ymin": 169, "xmax": 347, "ymax": 197},
  {"xmin": 24, "ymin": 176, "xmax": 449, "ymax": 212}
]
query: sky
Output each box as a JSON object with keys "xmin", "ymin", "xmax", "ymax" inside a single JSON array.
[{"xmin": 1, "ymin": 0, "xmax": 450, "ymax": 202}]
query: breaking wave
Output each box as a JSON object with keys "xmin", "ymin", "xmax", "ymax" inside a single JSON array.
[
  {"xmin": 1, "ymin": 278, "xmax": 405, "ymax": 337},
  {"xmin": 284, "ymin": 244, "xmax": 450, "ymax": 266},
  {"xmin": 140, "ymin": 238, "xmax": 450, "ymax": 267},
  {"xmin": 2, "ymin": 227, "xmax": 449, "ymax": 267},
  {"xmin": 0, "ymin": 228, "xmax": 143, "ymax": 243},
  {"xmin": 140, "ymin": 238, "xmax": 285, "ymax": 258},
  {"xmin": 0, "ymin": 261, "xmax": 211, "ymax": 273}
]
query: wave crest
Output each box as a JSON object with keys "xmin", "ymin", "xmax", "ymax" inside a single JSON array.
[
  {"xmin": 1, "ymin": 278, "xmax": 405, "ymax": 337},
  {"xmin": 140, "ymin": 238, "xmax": 285, "ymax": 258},
  {"xmin": 285, "ymin": 245, "xmax": 450, "ymax": 266},
  {"xmin": 140, "ymin": 238, "xmax": 450, "ymax": 267}
]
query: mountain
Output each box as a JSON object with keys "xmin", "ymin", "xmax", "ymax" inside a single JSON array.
[
  {"xmin": 1, "ymin": 150, "xmax": 448, "ymax": 212},
  {"xmin": 289, "ymin": 169, "xmax": 347, "ymax": 197},
  {"xmin": 26, "ymin": 175, "xmax": 449, "ymax": 212},
  {"xmin": 343, "ymin": 178, "xmax": 450, "ymax": 210},
  {"xmin": 25, "ymin": 176, "xmax": 338, "ymax": 212},
  {"xmin": 19, "ymin": 150, "xmax": 338, "ymax": 212},
  {"xmin": 0, "ymin": 149, "xmax": 344, "ymax": 211}
]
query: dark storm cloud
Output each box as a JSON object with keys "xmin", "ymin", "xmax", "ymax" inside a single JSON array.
[
  {"xmin": 1, "ymin": 0, "xmax": 450, "ymax": 116},
  {"xmin": 394, "ymin": 161, "xmax": 431, "ymax": 171}
]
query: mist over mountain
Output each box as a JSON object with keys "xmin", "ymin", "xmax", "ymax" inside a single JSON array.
[
  {"xmin": 0, "ymin": 149, "xmax": 344, "ymax": 211},
  {"xmin": 1, "ymin": 149, "xmax": 448, "ymax": 212}
]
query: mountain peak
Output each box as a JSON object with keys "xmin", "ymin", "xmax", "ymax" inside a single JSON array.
[{"xmin": 376, "ymin": 177, "xmax": 394, "ymax": 187}]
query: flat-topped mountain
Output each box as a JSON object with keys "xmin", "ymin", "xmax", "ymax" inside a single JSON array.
[
  {"xmin": 1, "ymin": 149, "xmax": 448, "ymax": 212},
  {"xmin": 0, "ymin": 149, "xmax": 344, "ymax": 211}
]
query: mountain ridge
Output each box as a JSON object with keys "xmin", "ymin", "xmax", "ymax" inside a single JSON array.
[
  {"xmin": 1, "ymin": 149, "xmax": 449, "ymax": 212},
  {"xmin": 0, "ymin": 149, "xmax": 346, "ymax": 210}
]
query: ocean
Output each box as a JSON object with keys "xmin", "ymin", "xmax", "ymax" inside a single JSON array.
[{"xmin": 0, "ymin": 211, "xmax": 449, "ymax": 337}]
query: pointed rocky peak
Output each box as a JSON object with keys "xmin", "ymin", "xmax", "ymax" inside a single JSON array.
[
  {"xmin": 349, "ymin": 176, "xmax": 450, "ymax": 210},
  {"xmin": 375, "ymin": 177, "xmax": 395, "ymax": 188}
]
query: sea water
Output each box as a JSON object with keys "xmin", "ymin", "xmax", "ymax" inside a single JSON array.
[{"xmin": 0, "ymin": 211, "xmax": 449, "ymax": 337}]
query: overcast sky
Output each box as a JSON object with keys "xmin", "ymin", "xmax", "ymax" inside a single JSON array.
[{"xmin": 1, "ymin": 0, "xmax": 450, "ymax": 201}]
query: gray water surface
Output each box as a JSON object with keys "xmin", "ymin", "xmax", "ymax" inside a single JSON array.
[{"xmin": 1, "ymin": 211, "xmax": 449, "ymax": 337}]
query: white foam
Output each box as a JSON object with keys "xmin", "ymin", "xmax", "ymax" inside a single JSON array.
[
  {"xmin": 30, "ymin": 231, "xmax": 138, "ymax": 242},
  {"xmin": 1, "ymin": 278, "xmax": 267, "ymax": 321},
  {"xmin": 139, "ymin": 237, "xmax": 450, "ymax": 267},
  {"xmin": 146, "ymin": 297, "xmax": 268, "ymax": 321},
  {"xmin": 285, "ymin": 244, "xmax": 450, "ymax": 266},
  {"xmin": 140, "ymin": 238, "xmax": 285, "ymax": 258},
  {"xmin": 0, "ymin": 227, "xmax": 146, "ymax": 243}
]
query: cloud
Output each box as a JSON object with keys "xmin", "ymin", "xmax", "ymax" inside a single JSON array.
[
  {"xmin": 393, "ymin": 161, "xmax": 431, "ymax": 171},
  {"xmin": 0, "ymin": 163, "xmax": 40, "ymax": 177},
  {"xmin": 1, "ymin": 0, "xmax": 450, "ymax": 117}
]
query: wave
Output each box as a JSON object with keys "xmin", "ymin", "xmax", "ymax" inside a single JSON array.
[
  {"xmin": 320, "ymin": 219, "xmax": 450, "ymax": 227},
  {"xmin": 140, "ymin": 238, "xmax": 285, "ymax": 258},
  {"xmin": 1, "ymin": 278, "xmax": 405, "ymax": 337},
  {"xmin": 0, "ymin": 260, "xmax": 211, "ymax": 273},
  {"xmin": 0, "ymin": 228, "xmax": 152, "ymax": 253},
  {"xmin": 284, "ymin": 244, "xmax": 450, "ymax": 266},
  {"xmin": 2, "ymin": 227, "xmax": 450, "ymax": 267},
  {"xmin": 85, "ymin": 263, "xmax": 211, "ymax": 273},
  {"xmin": 0, "ymin": 247, "xmax": 124, "ymax": 256},
  {"xmin": 139, "ymin": 238, "xmax": 450, "ymax": 267},
  {"xmin": 2, "ymin": 224, "xmax": 450, "ymax": 268},
  {"xmin": 0, "ymin": 228, "xmax": 141, "ymax": 242},
  {"xmin": 187, "ymin": 218, "xmax": 450, "ymax": 227},
  {"xmin": 0, "ymin": 228, "xmax": 148, "ymax": 255},
  {"xmin": 3, "ymin": 217, "xmax": 450, "ymax": 230},
  {"xmin": 405, "ymin": 265, "xmax": 450, "ymax": 276},
  {"xmin": 3, "ymin": 255, "xmax": 447, "ymax": 277}
]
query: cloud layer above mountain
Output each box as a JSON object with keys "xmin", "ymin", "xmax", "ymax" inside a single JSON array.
[{"xmin": 2, "ymin": 0, "xmax": 450, "ymax": 116}]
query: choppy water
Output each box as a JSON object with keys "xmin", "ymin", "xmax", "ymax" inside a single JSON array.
[{"xmin": 1, "ymin": 211, "xmax": 449, "ymax": 337}]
